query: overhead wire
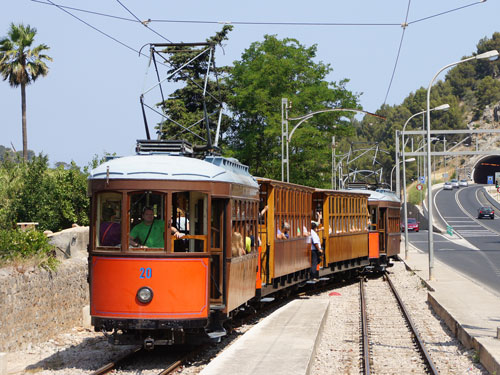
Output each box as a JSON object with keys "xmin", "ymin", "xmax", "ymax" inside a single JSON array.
[
  {"xmin": 42, "ymin": 0, "xmax": 141, "ymax": 55},
  {"xmin": 33, "ymin": 0, "xmax": 488, "ymax": 110},
  {"xmin": 114, "ymin": 0, "xmax": 173, "ymax": 43},
  {"xmin": 383, "ymin": 0, "xmax": 412, "ymax": 106}
]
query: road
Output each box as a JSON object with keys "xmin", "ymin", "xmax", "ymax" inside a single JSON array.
[{"xmin": 406, "ymin": 184, "xmax": 500, "ymax": 296}]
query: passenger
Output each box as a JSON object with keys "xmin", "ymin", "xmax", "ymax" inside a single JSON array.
[
  {"xmin": 258, "ymin": 205, "xmax": 268, "ymax": 225},
  {"xmin": 130, "ymin": 207, "xmax": 183, "ymax": 248},
  {"xmin": 231, "ymin": 232, "xmax": 245, "ymax": 257},
  {"xmin": 245, "ymin": 236, "xmax": 252, "ymax": 253},
  {"xmin": 310, "ymin": 221, "xmax": 323, "ymax": 281},
  {"xmin": 277, "ymin": 222, "xmax": 290, "ymax": 239},
  {"xmin": 100, "ymin": 208, "xmax": 121, "ymax": 246}
]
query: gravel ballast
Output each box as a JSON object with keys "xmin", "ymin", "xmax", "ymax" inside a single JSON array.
[{"xmin": 6, "ymin": 260, "xmax": 488, "ymax": 374}]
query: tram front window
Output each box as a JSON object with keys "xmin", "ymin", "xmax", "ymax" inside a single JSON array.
[
  {"xmin": 96, "ymin": 192, "xmax": 122, "ymax": 249},
  {"xmin": 172, "ymin": 191, "xmax": 207, "ymax": 252},
  {"xmin": 129, "ymin": 192, "xmax": 165, "ymax": 250}
]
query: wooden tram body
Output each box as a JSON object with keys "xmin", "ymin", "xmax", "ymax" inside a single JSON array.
[
  {"xmin": 87, "ymin": 147, "xmax": 401, "ymax": 348},
  {"xmin": 313, "ymin": 189, "xmax": 371, "ymax": 273}
]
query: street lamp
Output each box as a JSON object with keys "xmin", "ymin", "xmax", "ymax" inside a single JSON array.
[
  {"xmin": 281, "ymin": 99, "xmax": 385, "ymax": 182},
  {"xmin": 390, "ymin": 158, "xmax": 415, "ymax": 191},
  {"xmin": 426, "ymin": 49, "xmax": 499, "ymax": 280},
  {"xmin": 400, "ymin": 105, "xmax": 449, "ymax": 261}
]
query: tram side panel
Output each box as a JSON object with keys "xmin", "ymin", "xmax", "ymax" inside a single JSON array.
[
  {"xmin": 257, "ymin": 178, "xmax": 313, "ymax": 284},
  {"xmin": 316, "ymin": 190, "xmax": 370, "ymax": 267}
]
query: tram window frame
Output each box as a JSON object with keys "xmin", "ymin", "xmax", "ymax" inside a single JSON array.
[
  {"xmin": 95, "ymin": 191, "xmax": 122, "ymax": 251},
  {"xmin": 172, "ymin": 191, "xmax": 208, "ymax": 253},
  {"xmin": 128, "ymin": 191, "xmax": 166, "ymax": 251},
  {"xmin": 231, "ymin": 198, "xmax": 258, "ymax": 257}
]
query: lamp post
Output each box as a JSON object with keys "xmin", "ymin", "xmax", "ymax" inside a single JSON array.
[
  {"xmin": 401, "ymin": 104, "xmax": 449, "ymax": 260},
  {"xmin": 426, "ymin": 49, "xmax": 499, "ymax": 280},
  {"xmin": 281, "ymin": 99, "xmax": 385, "ymax": 182},
  {"xmin": 391, "ymin": 158, "xmax": 415, "ymax": 191}
]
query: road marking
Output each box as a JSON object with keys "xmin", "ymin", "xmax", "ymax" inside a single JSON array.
[
  {"xmin": 449, "ymin": 224, "xmax": 482, "ymax": 227},
  {"xmin": 456, "ymin": 188, "xmax": 500, "ymax": 237}
]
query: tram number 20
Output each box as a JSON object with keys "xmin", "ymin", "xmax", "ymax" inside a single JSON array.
[{"xmin": 139, "ymin": 267, "xmax": 152, "ymax": 279}]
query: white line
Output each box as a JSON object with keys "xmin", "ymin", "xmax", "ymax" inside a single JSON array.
[{"xmin": 456, "ymin": 188, "xmax": 500, "ymax": 237}]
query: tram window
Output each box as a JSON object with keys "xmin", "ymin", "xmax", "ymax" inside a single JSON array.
[
  {"xmin": 129, "ymin": 192, "xmax": 165, "ymax": 249},
  {"xmin": 172, "ymin": 192, "xmax": 207, "ymax": 252},
  {"xmin": 96, "ymin": 192, "xmax": 121, "ymax": 249},
  {"xmin": 231, "ymin": 199, "xmax": 258, "ymax": 257}
]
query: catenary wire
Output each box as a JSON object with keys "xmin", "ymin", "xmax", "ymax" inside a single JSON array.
[
  {"xmin": 383, "ymin": 0, "xmax": 412, "ymax": 105},
  {"xmin": 33, "ymin": 0, "xmax": 487, "ymax": 110},
  {"xmin": 114, "ymin": 0, "xmax": 173, "ymax": 43},
  {"xmin": 43, "ymin": 0, "xmax": 141, "ymax": 55}
]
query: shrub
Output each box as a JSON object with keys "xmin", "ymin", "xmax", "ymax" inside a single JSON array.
[{"xmin": 0, "ymin": 229, "xmax": 58, "ymax": 270}]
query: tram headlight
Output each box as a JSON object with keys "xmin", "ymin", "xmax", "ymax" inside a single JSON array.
[{"xmin": 136, "ymin": 286, "xmax": 153, "ymax": 304}]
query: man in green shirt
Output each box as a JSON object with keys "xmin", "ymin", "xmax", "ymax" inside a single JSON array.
[
  {"xmin": 130, "ymin": 208, "xmax": 165, "ymax": 248},
  {"xmin": 130, "ymin": 207, "xmax": 185, "ymax": 248}
]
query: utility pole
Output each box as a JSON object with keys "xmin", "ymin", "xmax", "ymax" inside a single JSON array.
[
  {"xmin": 332, "ymin": 136, "xmax": 336, "ymax": 189},
  {"xmin": 281, "ymin": 98, "xmax": 288, "ymax": 182}
]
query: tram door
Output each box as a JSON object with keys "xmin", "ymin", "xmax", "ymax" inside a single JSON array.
[
  {"xmin": 378, "ymin": 207, "xmax": 387, "ymax": 254},
  {"xmin": 210, "ymin": 199, "xmax": 225, "ymax": 304}
]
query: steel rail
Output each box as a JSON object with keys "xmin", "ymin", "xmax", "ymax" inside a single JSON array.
[
  {"xmin": 359, "ymin": 278, "xmax": 371, "ymax": 375},
  {"xmin": 384, "ymin": 273, "xmax": 439, "ymax": 375},
  {"xmin": 91, "ymin": 346, "xmax": 143, "ymax": 375}
]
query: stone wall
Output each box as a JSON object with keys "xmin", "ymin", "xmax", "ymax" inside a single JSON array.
[{"xmin": 0, "ymin": 228, "xmax": 89, "ymax": 352}]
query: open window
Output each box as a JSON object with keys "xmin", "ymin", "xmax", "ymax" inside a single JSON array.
[
  {"xmin": 96, "ymin": 192, "xmax": 122, "ymax": 250},
  {"xmin": 171, "ymin": 191, "xmax": 208, "ymax": 252},
  {"xmin": 129, "ymin": 191, "xmax": 166, "ymax": 250},
  {"xmin": 231, "ymin": 199, "xmax": 258, "ymax": 257}
]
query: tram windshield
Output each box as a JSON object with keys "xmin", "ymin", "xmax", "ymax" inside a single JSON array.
[
  {"xmin": 129, "ymin": 191, "xmax": 166, "ymax": 250},
  {"xmin": 171, "ymin": 191, "xmax": 208, "ymax": 252},
  {"xmin": 96, "ymin": 192, "xmax": 122, "ymax": 249}
]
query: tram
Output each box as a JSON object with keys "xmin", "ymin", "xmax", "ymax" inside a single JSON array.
[{"xmin": 87, "ymin": 140, "xmax": 400, "ymax": 347}]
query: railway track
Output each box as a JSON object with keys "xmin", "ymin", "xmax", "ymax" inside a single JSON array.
[
  {"xmin": 91, "ymin": 345, "xmax": 201, "ymax": 375},
  {"xmin": 359, "ymin": 273, "xmax": 439, "ymax": 375}
]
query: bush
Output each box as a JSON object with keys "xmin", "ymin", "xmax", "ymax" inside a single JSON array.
[
  {"xmin": 0, "ymin": 229, "xmax": 58, "ymax": 270},
  {"xmin": 0, "ymin": 154, "xmax": 90, "ymax": 232}
]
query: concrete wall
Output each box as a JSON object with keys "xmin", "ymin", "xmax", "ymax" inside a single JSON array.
[{"xmin": 0, "ymin": 227, "xmax": 89, "ymax": 352}]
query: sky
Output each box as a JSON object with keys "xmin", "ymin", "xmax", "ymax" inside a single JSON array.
[{"xmin": 1, "ymin": 0, "xmax": 499, "ymax": 168}]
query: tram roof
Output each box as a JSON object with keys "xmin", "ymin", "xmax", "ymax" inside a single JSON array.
[
  {"xmin": 347, "ymin": 188, "xmax": 400, "ymax": 203},
  {"xmin": 89, "ymin": 154, "xmax": 258, "ymax": 187}
]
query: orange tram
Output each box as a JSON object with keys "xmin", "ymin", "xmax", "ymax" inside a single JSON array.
[{"xmin": 87, "ymin": 141, "xmax": 401, "ymax": 348}]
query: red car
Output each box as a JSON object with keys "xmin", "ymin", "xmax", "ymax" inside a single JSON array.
[{"xmin": 401, "ymin": 218, "xmax": 419, "ymax": 232}]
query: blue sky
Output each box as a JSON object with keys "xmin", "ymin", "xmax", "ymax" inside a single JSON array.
[{"xmin": 1, "ymin": 0, "xmax": 499, "ymax": 167}]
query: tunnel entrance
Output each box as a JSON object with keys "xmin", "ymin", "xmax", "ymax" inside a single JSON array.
[{"xmin": 472, "ymin": 155, "xmax": 500, "ymax": 184}]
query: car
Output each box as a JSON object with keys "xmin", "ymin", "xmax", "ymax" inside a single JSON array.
[
  {"xmin": 459, "ymin": 179, "xmax": 468, "ymax": 187},
  {"xmin": 443, "ymin": 182, "xmax": 453, "ymax": 190},
  {"xmin": 401, "ymin": 218, "xmax": 420, "ymax": 232},
  {"xmin": 477, "ymin": 206, "xmax": 494, "ymax": 219},
  {"xmin": 450, "ymin": 179, "xmax": 459, "ymax": 188}
]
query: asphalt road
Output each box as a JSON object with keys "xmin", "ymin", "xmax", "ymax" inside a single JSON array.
[{"xmin": 407, "ymin": 184, "xmax": 500, "ymax": 296}]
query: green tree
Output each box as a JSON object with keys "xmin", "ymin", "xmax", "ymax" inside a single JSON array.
[
  {"xmin": 0, "ymin": 23, "xmax": 52, "ymax": 161},
  {"xmin": 226, "ymin": 35, "xmax": 359, "ymax": 187},
  {"xmin": 157, "ymin": 26, "xmax": 233, "ymax": 148}
]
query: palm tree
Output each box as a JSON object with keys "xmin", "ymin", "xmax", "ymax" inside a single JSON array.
[{"xmin": 0, "ymin": 23, "xmax": 52, "ymax": 161}]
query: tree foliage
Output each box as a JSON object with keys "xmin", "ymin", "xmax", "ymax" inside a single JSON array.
[
  {"xmin": 157, "ymin": 26, "xmax": 233, "ymax": 148},
  {"xmin": 225, "ymin": 35, "xmax": 359, "ymax": 187},
  {"xmin": 0, "ymin": 155, "xmax": 89, "ymax": 232}
]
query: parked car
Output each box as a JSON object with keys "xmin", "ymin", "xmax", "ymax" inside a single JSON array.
[
  {"xmin": 401, "ymin": 218, "xmax": 420, "ymax": 232},
  {"xmin": 443, "ymin": 182, "xmax": 453, "ymax": 190},
  {"xmin": 477, "ymin": 206, "xmax": 494, "ymax": 219},
  {"xmin": 459, "ymin": 179, "xmax": 468, "ymax": 187},
  {"xmin": 450, "ymin": 179, "xmax": 459, "ymax": 188}
]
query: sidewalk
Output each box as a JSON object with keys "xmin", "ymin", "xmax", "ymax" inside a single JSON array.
[{"xmin": 402, "ymin": 241, "xmax": 500, "ymax": 375}]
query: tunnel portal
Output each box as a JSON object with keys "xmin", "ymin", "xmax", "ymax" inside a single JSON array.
[{"xmin": 472, "ymin": 154, "xmax": 500, "ymax": 184}]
